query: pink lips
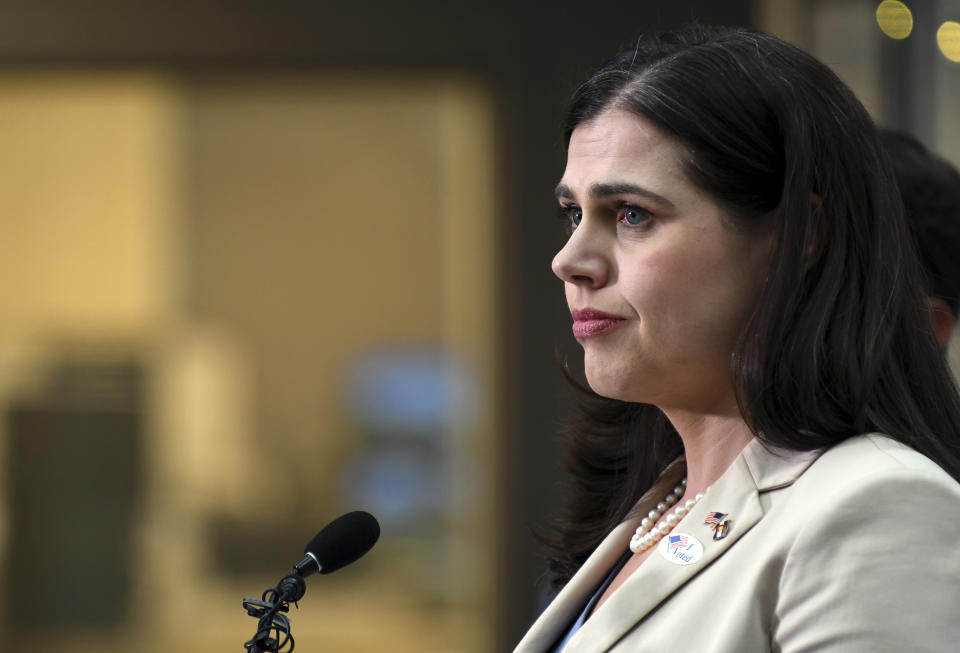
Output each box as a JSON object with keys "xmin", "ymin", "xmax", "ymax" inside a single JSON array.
[{"xmin": 571, "ymin": 308, "xmax": 628, "ymax": 338}]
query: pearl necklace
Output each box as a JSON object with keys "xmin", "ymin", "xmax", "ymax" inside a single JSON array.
[{"xmin": 628, "ymin": 477, "xmax": 706, "ymax": 553}]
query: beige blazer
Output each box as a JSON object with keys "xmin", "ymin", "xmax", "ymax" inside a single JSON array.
[{"xmin": 515, "ymin": 434, "xmax": 960, "ymax": 652}]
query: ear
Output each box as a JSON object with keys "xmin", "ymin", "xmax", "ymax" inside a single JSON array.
[{"xmin": 927, "ymin": 298, "xmax": 956, "ymax": 348}]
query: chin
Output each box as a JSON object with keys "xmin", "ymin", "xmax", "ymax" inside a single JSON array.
[{"xmin": 584, "ymin": 371, "xmax": 641, "ymax": 403}]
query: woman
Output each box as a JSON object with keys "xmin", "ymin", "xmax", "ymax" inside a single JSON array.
[{"xmin": 516, "ymin": 26, "xmax": 960, "ymax": 652}]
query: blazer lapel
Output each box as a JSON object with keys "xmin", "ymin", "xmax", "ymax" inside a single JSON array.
[
  {"xmin": 565, "ymin": 439, "xmax": 820, "ymax": 652},
  {"xmin": 516, "ymin": 438, "xmax": 822, "ymax": 653},
  {"xmin": 513, "ymin": 459, "xmax": 686, "ymax": 653}
]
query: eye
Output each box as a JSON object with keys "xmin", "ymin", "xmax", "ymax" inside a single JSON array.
[
  {"xmin": 558, "ymin": 205, "xmax": 583, "ymax": 229},
  {"xmin": 617, "ymin": 204, "xmax": 651, "ymax": 227}
]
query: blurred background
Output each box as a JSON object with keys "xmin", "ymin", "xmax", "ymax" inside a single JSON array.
[{"xmin": 0, "ymin": 0, "xmax": 957, "ymax": 651}]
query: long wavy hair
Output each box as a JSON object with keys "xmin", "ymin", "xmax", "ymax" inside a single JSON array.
[{"xmin": 545, "ymin": 25, "xmax": 960, "ymax": 588}]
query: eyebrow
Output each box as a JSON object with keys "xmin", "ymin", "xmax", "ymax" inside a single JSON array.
[{"xmin": 554, "ymin": 181, "xmax": 675, "ymax": 209}]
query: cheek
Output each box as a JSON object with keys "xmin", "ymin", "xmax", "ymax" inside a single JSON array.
[
  {"xmin": 626, "ymin": 246, "xmax": 755, "ymax": 337},
  {"xmin": 622, "ymin": 249, "xmax": 709, "ymax": 313}
]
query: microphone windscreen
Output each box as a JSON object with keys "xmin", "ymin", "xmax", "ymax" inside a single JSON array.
[{"xmin": 305, "ymin": 511, "xmax": 380, "ymax": 575}]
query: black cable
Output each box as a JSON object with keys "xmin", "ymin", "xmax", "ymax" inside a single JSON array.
[{"xmin": 242, "ymin": 580, "xmax": 299, "ymax": 652}]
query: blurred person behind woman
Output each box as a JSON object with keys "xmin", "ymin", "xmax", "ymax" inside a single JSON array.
[
  {"xmin": 880, "ymin": 127, "xmax": 960, "ymax": 348},
  {"xmin": 516, "ymin": 25, "xmax": 960, "ymax": 653}
]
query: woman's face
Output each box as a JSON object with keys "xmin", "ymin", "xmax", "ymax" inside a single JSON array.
[{"xmin": 552, "ymin": 109, "xmax": 773, "ymax": 414}]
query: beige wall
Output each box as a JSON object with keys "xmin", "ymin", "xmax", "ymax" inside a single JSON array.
[{"xmin": 0, "ymin": 73, "xmax": 183, "ymax": 339}]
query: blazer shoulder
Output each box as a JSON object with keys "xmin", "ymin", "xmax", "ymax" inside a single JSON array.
[
  {"xmin": 802, "ymin": 432, "xmax": 957, "ymax": 488},
  {"xmin": 761, "ymin": 433, "xmax": 960, "ymax": 531},
  {"xmin": 773, "ymin": 435, "xmax": 960, "ymax": 651}
]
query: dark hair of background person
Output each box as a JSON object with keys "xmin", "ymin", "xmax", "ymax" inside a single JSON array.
[
  {"xmin": 543, "ymin": 25, "xmax": 960, "ymax": 589},
  {"xmin": 879, "ymin": 128, "xmax": 960, "ymax": 319}
]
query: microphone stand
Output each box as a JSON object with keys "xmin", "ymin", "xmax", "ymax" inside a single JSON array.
[
  {"xmin": 239, "ymin": 512, "xmax": 379, "ymax": 652},
  {"xmin": 242, "ymin": 573, "xmax": 307, "ymax": 653}
]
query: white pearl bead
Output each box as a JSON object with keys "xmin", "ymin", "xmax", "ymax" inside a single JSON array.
[{"xmin": 628, "ymin": 478, "xmax": 715, "ymax": 555}]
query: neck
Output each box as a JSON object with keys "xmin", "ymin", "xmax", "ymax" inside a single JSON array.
[{"xmin": 662, "ymin": 409, "xmax": 755, "ymax": 497}]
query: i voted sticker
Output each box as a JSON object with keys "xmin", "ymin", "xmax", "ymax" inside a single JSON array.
[{"xmin": 657, "ymin": 533, "xmax": 703, "ymax": 565}]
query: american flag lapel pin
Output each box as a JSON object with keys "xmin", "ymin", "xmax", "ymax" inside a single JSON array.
[{"xmin": 703, "ymin": 511, "xmax": 733, "ymax": 541}]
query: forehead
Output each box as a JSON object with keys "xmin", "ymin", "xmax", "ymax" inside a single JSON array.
[{"xmin": 560, "ymin": 109, "xmax": 687, "ymax": 194}]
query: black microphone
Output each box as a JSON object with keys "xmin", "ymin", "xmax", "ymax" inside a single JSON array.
[
  {"xmin": 243, "ymin": 511, "xmax": 381, "ymax": 652},
  {"xmin": 293, "ymin": 510, "xmax": 381, "ymax": 578}
]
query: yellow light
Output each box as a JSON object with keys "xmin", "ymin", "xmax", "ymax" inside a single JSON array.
[
  {"xmin": 876, "ymin": 0, "xmax": 914, "ymax": 40},
  {"xmin": 938, "ymin": 21, "xmax": 960, "ymax": 62}
]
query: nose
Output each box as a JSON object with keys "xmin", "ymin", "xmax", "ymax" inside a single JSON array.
[{"xmin": 551, "ymin": 223, "xmax": 610, "ymax": 289}]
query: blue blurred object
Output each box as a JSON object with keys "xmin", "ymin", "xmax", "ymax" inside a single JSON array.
[
  {"xmin": 342, "ymin": 448, "xmax": 445, "ymax": 532},
  {"xmin": 340, "ymin": 346, "xmax": 480, "ymax": 536},
  {"xmin": 343, "ymin": 347, "xmax": 477, "ymax": 436}
]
